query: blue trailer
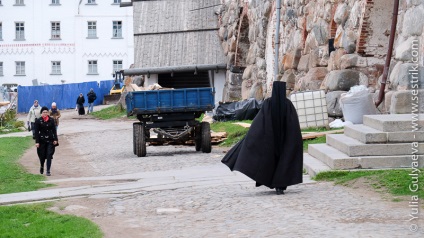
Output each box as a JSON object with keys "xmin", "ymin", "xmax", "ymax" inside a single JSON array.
[{"xmin": 126, "ymin": 88, "xmax": 215, "ymax": 157}]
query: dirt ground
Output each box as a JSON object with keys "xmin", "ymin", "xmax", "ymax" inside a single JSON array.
[{"xmin": 14, "ymin": 106, "xmax": 424, "ymax": 237}]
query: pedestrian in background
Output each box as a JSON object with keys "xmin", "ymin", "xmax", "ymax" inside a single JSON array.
[
  {"xmin": 87, "ymin": 88, "xmax": 97, "ymax": 114},
  {"xmin": 49, "ymin": 102, "xmax": 61, "ymax": 131},
  {"xmin": 27, "ymin": 100, "xmax": 41, "ymax": 139},
  {"xmin": 76, "ymin": 93, "xmax": 85, "ymax": 115},
  {"xmin": 34, "ymin": 106, "xmax": 58, "ymax": 176}
]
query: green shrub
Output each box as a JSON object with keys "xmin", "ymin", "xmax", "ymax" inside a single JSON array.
[{"xmin": 14, "ymin": 120, "xmax": 24, "ymax": 128}]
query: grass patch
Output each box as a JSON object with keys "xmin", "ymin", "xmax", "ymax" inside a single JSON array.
[
  {"xmin": 0, "ymin": 128, "xmax": 22, "ymax": 135},
  {"xmin": 0, "ymin": 137, "xmax": 51, "ymax": 194},
  {"xmin": 315, "ymin": 169, "xmax": 424, "ymax": 198},
  {"xmin": 91, "ymin": 105, "xmax": 127, "ymax": 120},
  {"xmin": 211, "ymin": 121, "xmax": 251, "ymax": 147},
  {"xmin": 0, "ymin": 203, "xmax": 102, "ymax": 238},
  {"xmin": 303, "ymin": 136, "xmax": 326, "ymax": 151},
  {"xmin": 211, "ymin": 121, "xmax": 330, "ymax": 148}
]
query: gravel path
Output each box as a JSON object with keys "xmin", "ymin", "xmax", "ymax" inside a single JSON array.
[{"xmin": 9, "ymin": 106, "xmax": 423, "ymax": 237}]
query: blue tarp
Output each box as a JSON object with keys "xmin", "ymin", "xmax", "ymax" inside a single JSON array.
[{"xmin": 17, "ymin": 80, "xmax": 114, "ymax": 113}]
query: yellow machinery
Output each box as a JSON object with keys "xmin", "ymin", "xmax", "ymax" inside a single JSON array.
[{"xmin": 103, "ymin": 71, "xmax": 125, "ymax": 104}]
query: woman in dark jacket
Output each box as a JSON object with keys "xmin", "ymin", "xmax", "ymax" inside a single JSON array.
[
  {"xmin": 76, "ymin": 93, "xmax": 85, "ymax": 115},
  {"xmin": 34, "ymin": 106, "xmax": 58, "ymax": 176}
]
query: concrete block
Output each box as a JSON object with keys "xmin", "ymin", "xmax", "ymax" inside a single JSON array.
[
  {"xmin": 303, "ymin": 153, "xmax": 331, "ymax": 177},
  {"xmin": 387, "ymin": 131, "xmax": 424, "ymax": 143},
  {"xmin": 359, "ymin": 155, "xmax": 424, "ymax": 169},
  {"xmin": 326, "ymin": 134, "xmax": 424, "ymax": 156},
  {"xmin": 344, "ymin": 124, "xmax": 387, "ymax": 144},
  {"xmin": 308, "ymin": 144, "xmax": 360, "ymax": 169},
  {"xmin": 363, "ymin": 114, "xmax": 424, "ymax": 132}
]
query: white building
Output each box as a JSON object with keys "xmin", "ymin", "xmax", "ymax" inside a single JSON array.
[{"xmin": 0, "ymin": 0, "xmax": 134, "ymax": 86}]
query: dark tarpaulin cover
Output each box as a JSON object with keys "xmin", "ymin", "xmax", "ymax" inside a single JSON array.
[
  {"xmin": 221, "ymin": 81, "xmax": 303, "ymax": 189},
  {"xmin": 213, "ymin": 98, "xmax": 263, "ymax": 121},
  {"xmin": 17, "ymin": 80, "xmax": 113, "ymax": 113}
]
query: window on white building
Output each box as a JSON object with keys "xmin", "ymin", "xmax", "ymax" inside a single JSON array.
[
  {"xmin": 15, "ymin": 22, "xmax": 25, "ymax": 40},
  {"xmin": 0, "ymin": 1, "xmax": 3, "ymax": 6},
  {"xmin": 15, "ymin": 61, "xmax": 25, "ymax": 75},
  {"xmin": 87, "ymin": 0, "xmax": 96, "ymax": 4},
  {"xmin": 51, "ymin": 22, "xmax": 61, "ymax": 39},
  {"xmin": 88, "ymin": 60, "xmax": 98, "ymax": 74},
  {"xmin": 87, "ymin": 21, "xmax": 97, "ymax": 38},
  {"xmin": 113, "ymin": 0, "xmax": 121, "ymax": 4},
  {"xmin": 112, "ymin": 21, "xmax": 122, "ymax": 38},
  {"xmin": 0, "ymin": 62, "xmax": 3, "ymax": 76},
  {"xmin": 113, "ymin": 60, "xmax": 123, "ymax": 74},
  {"xmin": 51, "ymin": 61, "xmax": 61, "ymax": 74},
  {"xmin": 0, "ymin": 22, "xmax": 2, "ymax": 40},
  {"xmin": 51, "ymin": 0, "xmax": 60, "ymax": 5},
  {"xmin": 15, "ymin": 0, "xmax": 24, "ymax": 5}
]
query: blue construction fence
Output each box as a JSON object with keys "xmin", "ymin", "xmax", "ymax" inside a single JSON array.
[{"xmin": 17, "ymin": 80, "xmax": 114, "ymax": 113}]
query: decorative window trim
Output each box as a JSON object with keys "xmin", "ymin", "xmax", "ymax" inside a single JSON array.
[
  {"xmin": 51, "ymin": 21, "xmax": 61, "ymax": 40},
  {"xmin": 51, "ymin": 61, "xmax": 61, "ymax": 75},
  {"xmin": 15, "ymin": 22, "xmax": 25, "ymax": 41},
  {"xmin": 86, "ymin": 0, "xmax": 97, "ymax": 5},
  {"xmin": 112, "ymin": 21, "xmax": 123, "ymax": 38},
  {"xmin": 112, "ymin": 60, "xmax": 123, "ymax": 74},
  {"xmin": 88, "ymin": 60, "xmax": 98, "ymax": 75},
  {"xmin": 15, "ymin": 61, "xmax": 26, "ymax": 76},
  {"xmin": 14, "ymin": 0, "xmax": 25, "ymax": 6}
]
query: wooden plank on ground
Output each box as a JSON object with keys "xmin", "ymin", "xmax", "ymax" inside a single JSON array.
[
  {"xmin": 232, "ymin": 122, "xmax": 251, "ymax": 128},
  {"xmin": 302, "ymin": 129, "xmax": 344, "ymax": 140}
]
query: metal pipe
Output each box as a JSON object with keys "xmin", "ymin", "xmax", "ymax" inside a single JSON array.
[
  {"xmin": 375, "ymin": 0, "xmax": 399, "ymax": 107},
  {"xmin": 121, "ymin": 64, "xmax": 227, "ymax": 76},
  {"xmin": 274, "ymin": 0, "xmax": 281, "ymax": 81}
]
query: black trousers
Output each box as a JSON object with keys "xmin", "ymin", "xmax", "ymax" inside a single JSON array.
[
  {"xmin": 30, "ymin": 122, "xmax": 35, "ymax": 138},
  {"xmin": 37, "ymin": 142, "xmax": 55, "ymax": 171}
]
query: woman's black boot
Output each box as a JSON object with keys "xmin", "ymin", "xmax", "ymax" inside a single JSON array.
[{"xmin": 276, "ymin": 186, "xmax": 287, "ymax": 195}]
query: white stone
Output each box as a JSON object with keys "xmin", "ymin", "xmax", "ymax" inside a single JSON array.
[
  {"xmin": 395, "ymin": 37, "xmax": 418, "ymax": 61},
  {"xmin": 402, "ymin": 4, "xmax": 424, "ymax": 36},
  {"xmin": 334, "ymin": 3, "xmax": 349, "ymax": 25},
  {"xmin": 156, "ymin": 208, "xmax": 182, "ymax": 215},
  {"xmin": 65, "ymin": 205, "xmax": 88, "ymax": 211}
]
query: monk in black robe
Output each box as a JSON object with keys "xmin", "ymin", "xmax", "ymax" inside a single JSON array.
[{"xmin": 221, "ymin": 81, "xmax": 303, "ymax": 194}]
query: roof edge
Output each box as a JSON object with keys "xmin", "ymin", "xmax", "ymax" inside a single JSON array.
[{"xmin": 122, "ymin": 64, "xmax": 227, "ymax": 76}]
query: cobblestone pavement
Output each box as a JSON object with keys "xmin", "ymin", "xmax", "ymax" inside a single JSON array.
[{"xmin": 8, "ymin": 107, "xmax": 424, "ymax": 237}]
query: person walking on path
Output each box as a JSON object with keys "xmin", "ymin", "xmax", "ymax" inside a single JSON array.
[
  {"xmin": 76, "ymin": 93, "xmax": 85, "ymax": 115},
  {"xmin": 27, "ymin": 100, "xmax": 41, "ymax": 139},
  {"xmin": 49, "ymin": 102, "xmax": 61, "ymax": 131},
  {"xmin": 221, "ymin": 81, "xmax": 303, "ymax": 195},
  {"xmin": 34, "ymin": 106, "xmax": 58, "ymax": 176},
  {"xmin": 86, "ymin": 88, "xmax": 97, "ymax": 114}
]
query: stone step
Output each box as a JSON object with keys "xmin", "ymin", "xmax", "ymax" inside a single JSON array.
[
  {"xmin": 308, "ymin": 144, "xmax": 360, "ymax": 169},
  {"xmin": 326, "ymin": 134, "xmax": 424, "ymax": 156},
  {"xmin": 363, "ymin": 114, "xmax": 424, "ymax": 132},
  {"xmin": 308, "ymin": 143, "xmax": 424, "ymax": 169},
  {"xmin": 303, "ymin": 153, "xmax": 331, "ymax": 177},
  {"xmin": 344, "ymin": 124, "xmax": 424, "ymax": 144}
]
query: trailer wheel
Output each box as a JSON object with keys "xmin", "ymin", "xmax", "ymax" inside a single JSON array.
[
  {"xmin": 133, "ymin": 123, "xmax": 138, "ymax": 155},
  {"xmin": 134, "ymin": 123, "xmax": 147, "ymax": 157},
  {"xmin": 201, "ymin": 122, "xmax": 211, "ymax": 153},
  {"xmin": 195, "ymin": 125, "xmax": 201, "ymax": 151}
]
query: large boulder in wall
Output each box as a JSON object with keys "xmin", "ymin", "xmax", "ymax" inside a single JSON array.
[
  {"xmin": 299, "ymin": 67, "xmax": 328, "ymax": 91},
  {"xmin": 323, "ymin": 69, "xmax": 361, "ymax": 91}
]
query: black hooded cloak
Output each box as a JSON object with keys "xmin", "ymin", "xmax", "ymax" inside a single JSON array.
[{"xmin": 221, "ymin": 81, "xmax": 303, "ymax": 189}]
